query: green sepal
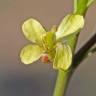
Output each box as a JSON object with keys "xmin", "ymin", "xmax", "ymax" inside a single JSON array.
[
  {"xmin": 20, "ymin": 44, "xmax": 44, "ymax": 64},
  {"xmin": 53, "ymin": 43, "xmax": 72, "ymax": 70}
]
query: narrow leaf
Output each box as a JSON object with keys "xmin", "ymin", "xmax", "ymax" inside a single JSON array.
[{"xmin": 20, "ymin": 44, "xmax": 43, "ymax": 64}]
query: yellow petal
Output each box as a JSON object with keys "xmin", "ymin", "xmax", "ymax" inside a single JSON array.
[
  {"xmin": 22, "ymin": 18, "xmax": 46, "ymax": 44},
  {"xmin": 20, "ymin": 44, "xmax": 43, "ymax": 64}
]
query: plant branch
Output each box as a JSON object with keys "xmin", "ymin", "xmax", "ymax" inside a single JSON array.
[
  {"xmin": 53, "ymin": 70, "xmax": 71, "ymax": 96},
  {"xmin": 73, "ymin": 32, "xmax": 96, "ymax": 69},
  {"xmin": 52, "ymin": 1, "xmax": 96, "ymax": 96}
]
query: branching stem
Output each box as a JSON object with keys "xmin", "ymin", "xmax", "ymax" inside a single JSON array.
[{"xmin": 73, "ymin": 32, "xmax": 96, "ymax": 69}]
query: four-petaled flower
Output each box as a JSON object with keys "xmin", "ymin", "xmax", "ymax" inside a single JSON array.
[{"xmin": 20, "ymin": 14, "xmax": 84, "ymax": 70}]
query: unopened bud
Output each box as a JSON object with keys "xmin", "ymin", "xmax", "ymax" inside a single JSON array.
[{"xmin": 40, "ymin": 54, "xmax": 49, "ymax": 63}]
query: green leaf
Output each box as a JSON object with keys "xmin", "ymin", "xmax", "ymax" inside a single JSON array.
[
  {"xmin": 20, "ymin": 44, "xmax": 43, "ymax": 64},
  {"xmin": 53, "ymin": 43, "xmax": 72, "ymax": 70},
  {"xmin": 22, "ymin": 18, "xmax": 46, "ymax": 44},
  {"xmin": 56, "ymin": 14, "xmax": 84, "ymax": 40},
  {"xmin": 74, "ymin": 0, "xmax": 96, "ymax": 15},
  {"xmin": 42, "ymin": 26, "xmax": 56, "ymax": 51}
]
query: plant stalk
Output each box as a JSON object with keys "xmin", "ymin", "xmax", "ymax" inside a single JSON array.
[
  {"xmin": 53, "ymin": 70, "xmax": 71, "ymax": 96},
  {"xmin": 73, "ymin": 32, "xmax": 96, "ymax": 69},
  {"xmin": 53, "ymin": 35, "xmax": 78, "ymax": 96},
  {"xmin": 52, "ymin": 0, "xmax": 96, "ymax": 96},
  {"xmin": 53, "ymin": 32, "xmax": 96, "ymax": 96}
]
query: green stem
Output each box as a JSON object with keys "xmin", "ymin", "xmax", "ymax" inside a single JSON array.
[
  {"xmin": 53, "ymin": 70, "xmax": 71, "ymax": 96},
  {"xmin": 53, "ymin": 35, "xmax": 77, "ymax": 96},
  {"xmin": 52, "ymin": 32, "xmax": 96, "ymax": 96},
  {"xmin": 52, "ymin": 0, "xmax": 95, "ymax": 95}
]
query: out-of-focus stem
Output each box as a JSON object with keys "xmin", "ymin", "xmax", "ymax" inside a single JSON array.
[{"xmin": 73, "ymin": 32, "xmax": 96, "ymax": 69}]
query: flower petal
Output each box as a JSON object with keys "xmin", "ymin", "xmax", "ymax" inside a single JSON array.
[
  {"xmin": 53, "ymin": 43, "xmax": 72, "ymax": 70},
  {"xmin": 22, "ymin": 18, "xmax": 46, "ymax": 44},
  {"xmin": 20, "ymin": 44, "xmax": 44, "ymax": 64},
  {"xmin": 56, "ymin": 14, "xmax": 84, "ymax": 40}
]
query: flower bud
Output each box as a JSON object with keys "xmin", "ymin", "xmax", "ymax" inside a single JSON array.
[{"xmin": 40, "ymin": 54, "xmax": 49, "ymax": 63}]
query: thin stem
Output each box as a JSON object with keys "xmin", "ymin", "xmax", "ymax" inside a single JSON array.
[
  {"xmin": 53, "ymin": 35, "xmax": 78, "ymax": 96},
  {"xmin": 53, "ymin": 70, "xmax": 71, "ymax": 96},
  {"xmin": 74, "ymin": 0, "xmax": 77, "ymax": 13},
  {"xmin": 73, "ymin": 32, "xmax": 96, "ymax": 69},
  {"xmin": 52, "ymin": 33, "xmax": 79, "ymax": 96},
  {"xmin": 52, "ymin": 32, "xmax": 96, "ymax": 96},
  {"xmin": 52, "ymin": 1, "xmax": 95, "ymax": 96}
]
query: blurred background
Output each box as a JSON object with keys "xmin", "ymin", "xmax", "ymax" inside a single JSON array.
[{"xmin": 0, "ymin": 0, "xmax": 96, "ymax": 96}]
